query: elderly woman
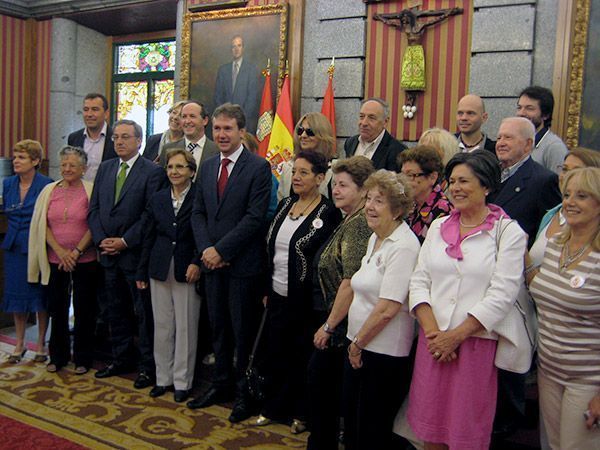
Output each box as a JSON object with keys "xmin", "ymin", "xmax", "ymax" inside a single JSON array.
[
  {"xmin": 277, "ymin": 112, "xmax": 336, "ymax": 201},
  {"xmin": 307, "ymin": 156, "xmax": 375, "ymax": 449},
  {"xmin": 28, "ymin": 146, "xmax": 96, "ymax": 373},
  {"xmin": 136, "ymin": 149, "xmax": 201, "ymax": 403},
  {"xmin": 344, "ymin": 170, "xmax": 420, "ymax": 450},
  {"xmin": 257, "ymin": 151, "xmax": 341, "ymax": 433},
  {"xmin": 399, "ymin": 145, "xmax": 452, "ymax": 242},
  {"xmin": 528, "ymin": 167, "xmax": 600, "ymax": 450},
  {"xmin": 2, "ymin": 140, "xmax": 52, "ymax": 363},
  {"xmin": 418, "ymin": 127, "xmax": 460, "ymax": 167},
  {"xmin": 407, "ymin": 150, "xmax": 527, "ymax": 450},
  {"xmin": 530, "ymin": 147, "xmax": 600, "ymax": 266},
  {"xmin": 144, "ymin": 100, "xmax": 185, "ymax": 162}
]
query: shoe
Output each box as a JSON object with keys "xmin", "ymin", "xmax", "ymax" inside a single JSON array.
[
  {"xmin": 290, "ymin": 419, "xmax": 307, "ymax": 434},
  {"xmin": 174, "ymin": 389, "xmax": 190, "ymax": 403},
  {"xmin": 254, "ymin": 414, "xmax": 272, "ymax": 426},
  {"xmin": 187, "ymin": 387, "xmax": 233, "ymax": 410},
  {"xmin": 74, "ymin": 366, "xmax": 89, "ymax": 375},
  {"xmin": 7, "ymin": 349, "xmax": 27, "ymax": 364},
  {"xmin": 95, "ymin": 363, "xmax": 132, "ymax": 379},
  {"xmin": 149, "ymin": 385, "xmax": 169, "ymax": 398},
  {"xmin": 33, "ymin": 353, "xmax": 48, "ymax": 363},
  {"xmin": 134, "ymin": 371, "xmax": 155, "ymax": 389},
  {"xmin": 46, "ymin": 363, "xmax": 59, "ymax": 373},
  {"xmin": 228, "ymin": 396, "xmax": 253, "ymax": 423}
]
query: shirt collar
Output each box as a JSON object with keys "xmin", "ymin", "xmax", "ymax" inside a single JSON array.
[
  {"xmin": 171, "ymin": 183, "xmax": 192, "ymax": 201},
  {"xmin": 84, "ymin": 121, "xmax": 107, "ymax": 139},
  {"xmin": 501, "ymin": 155, "xmax": 530, "ymax": 182},
  {"xmin": 185, "ymin": 134, "xmax": 206, "ymax": 148},
  {"xmin": 359, "ymin": 128, "xmax": 386, "ymax": 147},
  {"xmin": 120, "ymin": 152, "xmax": 140, "ymax": 168},
  {"xmin": 221, "ymin": 144, "xmax": 244, "ymax": 163}
]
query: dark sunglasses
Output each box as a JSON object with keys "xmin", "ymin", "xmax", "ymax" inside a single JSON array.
[{"xmin": 296, "ymin": 126, "xmax": 315, "ymax": 137}]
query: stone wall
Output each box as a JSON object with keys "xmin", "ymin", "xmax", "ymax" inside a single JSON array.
[
  {"xmin": 299, "ymin": 0, "xmax": 561, "ymax": 144},
  {"xmin": 48, "ymin": 18, "xmax": 109, "ymax": 178}
]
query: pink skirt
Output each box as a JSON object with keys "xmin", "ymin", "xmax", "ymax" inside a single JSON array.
[{"xmin": 407, "ymin": 329, "xmax": 497, "ymax": 450}]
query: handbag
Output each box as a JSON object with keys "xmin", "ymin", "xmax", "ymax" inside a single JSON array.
[
  {"xmin": 493, "ymin": 217, "xmax": 538, "ymax": 374},
  {"xmin": 245, "ymin": 307, "xmax": 268, "ymax": 401}
]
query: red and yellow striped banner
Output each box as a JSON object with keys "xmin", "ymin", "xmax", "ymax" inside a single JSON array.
[
  {"xmin": 365, "ymin": 0, "xmax": 472, "ymax": 142},
  {"xmin": 0, "ymin": 15, "xmax": 51, "ymax": 158}
]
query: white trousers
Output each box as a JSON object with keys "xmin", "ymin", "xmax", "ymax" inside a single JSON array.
[
  {"xmin": 150, "ymin": 260, "xmax": 201, "ymax": 390},
  {"xmin": 538, "ymin": 368, "xmax": 600, "ymax": 450}
]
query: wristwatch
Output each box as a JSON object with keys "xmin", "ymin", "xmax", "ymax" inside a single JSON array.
[{"xmin": 323, "ymin": 322, "xmax": 334, "ymax": 334}]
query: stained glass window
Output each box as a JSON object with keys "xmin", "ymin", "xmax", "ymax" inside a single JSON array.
[
  {"xmin": 116, "ymin": 41, "xmax": 176, "ymax": 74},
  {"xmin": 112, "ymin": 39, "xmax": 176, "ymax": 147}
]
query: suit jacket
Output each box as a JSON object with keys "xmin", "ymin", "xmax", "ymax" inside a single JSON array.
[
  {"xmin": 344, "ymin": 130, "xmax": 406, "ymax": 171},
  {"xmin": 87, "ymin": 156, "xmax": 168, "ymax": 270},
  {"xmin": 143, "ymin": 133, "xmax": 164, "ymax": 162},
  {"xmin": 68, "ymin": 125, "xmax": 117, "ymax": 161},
  {"xmin": 136, "ymin": 184, "xmax": 201, "ymax": 283},
  {"xmin": 159, "ymin": 138, "xmax": 219, "ymax": 180},
  {"xmin": 1, "ymin": 172, "xmax": 53, "ymax": 253},
  {"xmin": 213, "ymin": 59, "xmax": 260, "ymax": 133},
  {"xmin": 488, "ymin": 157, "xmax": 561, "ymax": 248},
  {"xmin": 192, "ymin": 148, "xmax": 272, "ymax": 277}
]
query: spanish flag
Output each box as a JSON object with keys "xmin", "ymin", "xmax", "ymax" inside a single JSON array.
[
  {"xmin": 256, "ymin": 63, "xmax": 273, "ymax": 158},
  {"xmin": 321, "ymin": 58, "xmax": 337, "ymax": 142},
  {"xmin": 266, "ymin": 73, "xmax": 294, "ymax": 179}
]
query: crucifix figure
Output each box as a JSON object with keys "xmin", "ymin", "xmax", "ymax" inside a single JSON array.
[{"xmin": 374, "ymin": 7, "xmax": 463, "ymax": 118}]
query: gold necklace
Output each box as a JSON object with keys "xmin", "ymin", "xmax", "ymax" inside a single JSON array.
[{"xmin": 459, "ymin": 208, "xmax": 489, "ymax": 228}]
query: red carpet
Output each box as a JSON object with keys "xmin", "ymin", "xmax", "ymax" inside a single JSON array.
[{"xmin": 0, "ymin": 414, "xmax": 87, "ymax": 450}]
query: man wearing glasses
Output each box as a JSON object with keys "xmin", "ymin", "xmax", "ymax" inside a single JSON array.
[
  {"xmin": 344, "ymin": 98, "xmax": 406, "ymax": 171},
  {"xmin": 88, "ymin": 119, "xmax": 167, "ymax": 388}
]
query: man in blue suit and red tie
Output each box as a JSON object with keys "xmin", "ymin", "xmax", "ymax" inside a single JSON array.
[
  {"xmin": 87, "ymin": 119, "xmax": 167, "ymax": 388},
  {"xmin": 188, "ymin": 103, "xmax": 271, "ymax": 423}
]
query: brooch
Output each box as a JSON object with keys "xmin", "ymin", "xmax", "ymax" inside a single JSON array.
[{"xmin": 312, "ymin": 218, "xmax": 323, "ymax": 229}]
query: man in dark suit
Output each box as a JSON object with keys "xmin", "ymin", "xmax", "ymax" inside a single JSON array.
[
  {"xmin": 213, "ymin": 36, "xmax": 260, "ymax": 133},
  {"xmin": 344, "ymin": 98, "xmax": 406, "ymax": 171},
  {"xmin": 455, "ymin": 94, "xmax": 496, "ymax": 154},
  {"xmin": 187, "ymin": 103, "xmax": 271, "ymax": 423},
  {"xmin": 489, "ymin": 116, "xmax": 561, "ymax": 248},
  {"xmin": 159, "ymin": 101, "xmax": 219, "ymax": 180},
  {"xmin": 68, "ymin": 93, "xmax": 117, "ymax": 181},
  {"xmin": 88, "ymin": 119, "xmax": 167, "ymax": 388}
]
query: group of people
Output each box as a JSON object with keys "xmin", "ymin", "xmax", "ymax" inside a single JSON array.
[{"xmin": 1, "ymin": 83, "xmax": 599, "ymax": 450}]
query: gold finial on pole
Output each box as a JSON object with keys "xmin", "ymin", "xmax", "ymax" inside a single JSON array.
[{"xmin": 327, "ymin": 56, "xmax": 335, "ymax": 79}]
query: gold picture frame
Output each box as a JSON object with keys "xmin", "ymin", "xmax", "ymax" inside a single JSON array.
[
  {"xmin": 180, "ymin": 3, "xmax": 300, "ymax": 133},
  {"xmin": 554, "ymin": 0, "xmax": 599, "ymax": 150}
]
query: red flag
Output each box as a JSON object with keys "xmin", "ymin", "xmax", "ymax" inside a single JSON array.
[
  {"xmin": 256, "ymin": 65, "xmax": 273, "ymax": 157},
  {"xmin": 267, "ymin": 74, "xmax": 294, "ymax": 178},
  {"xmin": 321, "ymin": 58, "xmax": 336, "ymax": 150}
]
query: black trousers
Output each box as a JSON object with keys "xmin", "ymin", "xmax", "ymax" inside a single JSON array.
[
  {"xmin": 101, "ymin": 264, "xmax": 154, "ymax": 373},
  {"xmin": 48, "ymin": 261, "xmax": 98, "ymax": 368},
  {"xmin": 204, "ymin": 269, "xmax": 262, "ymax": 394},
  {"xmin": 260, "ymin": 291, "xmax": 316, "ymax": 422},
  {"xmin": 307, "ymin": 343, "xmax": 345, "ymax": 450},
  {"xmin": 343, "ymin": 347, "xmax": 412, "ymax": 450}
]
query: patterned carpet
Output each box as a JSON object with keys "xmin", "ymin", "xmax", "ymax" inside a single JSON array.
[{"xmin": 0, "ymin": 342, "xmax": 307, "ymax": 449}]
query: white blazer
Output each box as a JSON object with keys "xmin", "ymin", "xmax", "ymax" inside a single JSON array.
[{"xmin": 409, "ymin": 215, "xmax": 527, "ymax": 339}]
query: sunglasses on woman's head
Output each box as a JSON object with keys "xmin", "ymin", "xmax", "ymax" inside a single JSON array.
[{"xmin": 296, "ymin": 126, "xmax": 315, "ymax": 137}]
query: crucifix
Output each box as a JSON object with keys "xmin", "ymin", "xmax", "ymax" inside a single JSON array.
[{"xmin": 373, "ymin": 5, "xmax": 463, "ymax": 119}]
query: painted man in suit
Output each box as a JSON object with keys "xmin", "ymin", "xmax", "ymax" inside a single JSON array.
[
  {"xmin": 188, "ymin": 103, "xmax": 271, "ymax": 423},
  {"xmin": 489, "ymin": 116, "xmax": 561, "ymax": 248},
  {"xmin": 88, "ymin": 119, "xmax": 167, "ymax": 388},
  {"xmin": 455, "ymin": 94, "xmax": 496, "ymax": 154},
  {"xmin": 159, "ymin": 101, "xmax": 219, "ymax": 180},
  {"xmin": 68, "ymin": 93, "xmax": 117, "ymax": 181},
  {"xmin": 213, "ymin": 36, "xmax": 260, "ymax": 134},
  {"xmin": 344, "ymin": 98, "xmax": 406, "ymax": 171}
]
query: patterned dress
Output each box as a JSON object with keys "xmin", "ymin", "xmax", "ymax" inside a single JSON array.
[{"xmin": 406, "ymin": 184, "xmax": 451, "ymax": 243}]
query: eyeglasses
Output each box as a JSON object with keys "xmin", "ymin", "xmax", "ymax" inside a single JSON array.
[
  {"xmin": 111, "ymin": 134, "xmax": 136, "ymax": 141},
  {"xmin": 296, "ymin": 126, "xmax": 315, "ymax": 137},
  {"xmin": 402, "ymin": 172, "xmax": 427, "ymax": 180},
  {"xmin": 166, "ymin": 164, "xmax": 191, "ymax": 171}
]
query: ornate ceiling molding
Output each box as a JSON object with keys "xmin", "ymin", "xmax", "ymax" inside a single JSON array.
[{"xmin": 0, "ymin": 0, "xmax": 158, "ymax": 19}]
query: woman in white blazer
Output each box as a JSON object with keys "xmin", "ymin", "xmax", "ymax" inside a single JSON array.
[{"xmin": 406, "ymin": 150, "xmax": 527, "ymax": 450}]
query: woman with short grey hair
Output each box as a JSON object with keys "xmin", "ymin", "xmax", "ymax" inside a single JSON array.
[{"xmin": 29, "ymin": 145, "xmax": 98, "ymax": 374}]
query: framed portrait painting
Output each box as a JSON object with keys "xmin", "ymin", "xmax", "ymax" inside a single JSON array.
[{"xmin": 180, "ymin": 4, "xmax": 288, "ymax": 134}]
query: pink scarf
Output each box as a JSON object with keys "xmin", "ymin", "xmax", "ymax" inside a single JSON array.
[{"xmin": 440, "ymin": 203, "xmax": 509, "ymax": 260}]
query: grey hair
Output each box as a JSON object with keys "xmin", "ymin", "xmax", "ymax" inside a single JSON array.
[
  {"xmin": 502, "ymin": 117, "xmax": 535, "ymax": 141},
  {"xmin": 362, "ymin": 97, "xmax": 390, "ymax": 120},
  {"xmin": 59, "ymin": 145, "xmax": 88, "ymax": 166},
  {"xmin": 113, "ymin": 119, "xmax": 143, "ymax": 139}
]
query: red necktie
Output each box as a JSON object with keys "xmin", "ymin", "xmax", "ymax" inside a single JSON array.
[{"xmin": 217, "ymin": 158, "xmax": 231, "ymax": 200}]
